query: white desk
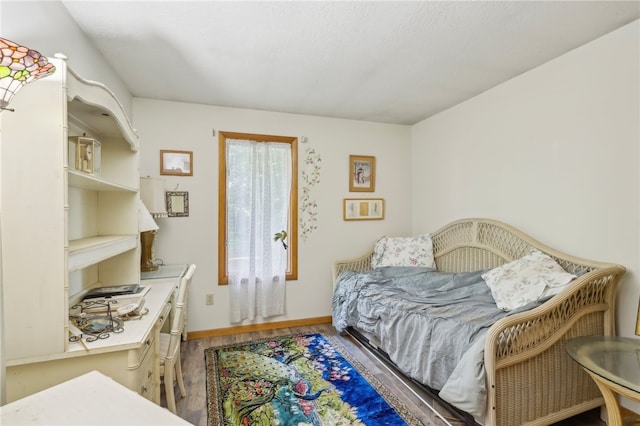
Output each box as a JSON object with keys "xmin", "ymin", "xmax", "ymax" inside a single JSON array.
[
  {"xmin": 6, "ymin": 281, "xmax": 177, "ymax": 404},
  {"xmin": 67, "ymin": 280, "xmax": 175, "ymax": 353},
  {"xmin": 0, "ymin": 370, "xmax": 191, "ymax": 425}
]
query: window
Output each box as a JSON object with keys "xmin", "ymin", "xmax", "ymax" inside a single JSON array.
[{"xmin": 218, "ymin": 131, "xmax": 298, "ymax": 285}]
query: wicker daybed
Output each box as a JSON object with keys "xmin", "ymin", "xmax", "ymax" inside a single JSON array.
[{"xmin": 331, "ymin": 218, "xmax": 626, "ymax": 426}]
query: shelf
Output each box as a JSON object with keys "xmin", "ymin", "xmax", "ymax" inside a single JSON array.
[
  {"xmin": 68, "ymin": 235, "xmax": 137, "ymax": 271},
  {"xmin": 66, "ymin": 68, "xmax": 139, "ymax": 152},
  {"xmin": 68, "ymin": 170, "xmax": 137, "ymax": 192}
]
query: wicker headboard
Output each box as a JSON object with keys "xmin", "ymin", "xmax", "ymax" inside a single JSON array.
[
  {"xmin": 431, "ymin": 218, "xmax": 600, "ymax": 276},
  {"xmin": 333, "ymin": 218, "xmax": 608, "ymax": 282}
]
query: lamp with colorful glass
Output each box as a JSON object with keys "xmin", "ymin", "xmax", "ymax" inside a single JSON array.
[{"xmin": 0, "ymin": 37, "xmax": 56, "ymax": 112}]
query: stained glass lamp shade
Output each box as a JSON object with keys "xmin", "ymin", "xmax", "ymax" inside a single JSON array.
[{"xmin": 0, "ymin": 37, "xmax": 56, "ymax": 111}]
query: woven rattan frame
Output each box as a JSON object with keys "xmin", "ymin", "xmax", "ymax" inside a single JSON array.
[{"xmin": 331, "ymin": 218, "xmax": 625, "ymax": 426}]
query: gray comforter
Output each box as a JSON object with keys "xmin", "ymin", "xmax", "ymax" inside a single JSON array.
[{"xmin": 332, "ymin": 266, "xmax": 542, "ymax": 419}]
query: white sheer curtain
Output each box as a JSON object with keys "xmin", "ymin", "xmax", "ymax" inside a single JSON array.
[{"xmin": 226, "ymin": 139, "xmax": 291, "ymax": 322}]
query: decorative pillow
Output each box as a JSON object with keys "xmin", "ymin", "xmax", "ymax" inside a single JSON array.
[
  {"xmin": 481, "ymin": 249, "xmax": 576, "ymax": 311},
  {"xmin": 371, "ymin": 234, "xmax": 436, "ymax": 268}
]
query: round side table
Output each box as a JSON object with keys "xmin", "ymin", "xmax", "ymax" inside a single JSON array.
[{"xmin": 566, "ymin": 336, "xmax": 640, "ymax": 426}]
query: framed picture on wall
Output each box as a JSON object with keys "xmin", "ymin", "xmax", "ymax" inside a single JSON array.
[
  {"xmin": 343, "ymin": 198, "xmax": 384, "ymax": 221},
  {"xmin": 166, "ymin": 191, "xmax": 189, "ymax": 217},
  {"xmin": 349, "ymin": 155, "xmax": 375, "ymax": 192},
  {"xmin": 160, "ymin": 150, "xmax": 193, "ymax": 176}
]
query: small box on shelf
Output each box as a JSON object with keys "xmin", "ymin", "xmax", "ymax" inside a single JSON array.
[{"xmin": 69, "ymin": 136, "xmax": 101, "ymax": 175}]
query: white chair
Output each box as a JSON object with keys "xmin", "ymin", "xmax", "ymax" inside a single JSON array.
[{"xmin": 159, "ymin": 263, "xmax": 196, "ymax": 413}]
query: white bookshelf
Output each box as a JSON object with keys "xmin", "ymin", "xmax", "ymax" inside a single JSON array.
[{"xmin": 1, "ymin": 56, "xmax": 140, "ymax": 361}]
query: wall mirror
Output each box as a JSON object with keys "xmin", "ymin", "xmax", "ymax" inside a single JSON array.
[{"xmin": 166, "ymin": 191, "xmax": 189, "ymax": 217}]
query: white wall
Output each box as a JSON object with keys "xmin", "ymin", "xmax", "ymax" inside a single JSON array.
[
  {"xmin": 133, "ymin": 98, "xmax": 412, "ymax": 332},
  {"xmin": 412, "ymin": 19, "xmax": 639, "ymax": 408}
]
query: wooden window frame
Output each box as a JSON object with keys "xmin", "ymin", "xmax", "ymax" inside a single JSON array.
[{"xmin": 218, "ymin": 131, "xmax": 298, "ymax": 285}]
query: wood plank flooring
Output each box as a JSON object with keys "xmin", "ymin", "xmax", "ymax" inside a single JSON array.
[{"xmin": 169, "ymin": 323, "xmax": 605, "ymax": 426}]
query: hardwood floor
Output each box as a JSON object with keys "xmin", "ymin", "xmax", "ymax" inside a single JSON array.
[{"xmin": 169, "ymin": 323, "xmax": 605, "ymax": 426}]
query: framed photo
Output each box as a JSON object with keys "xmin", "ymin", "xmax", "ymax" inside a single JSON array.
[
  {"xmin": 343, "ymin": 198, "xmax": 384, "ymax": 221},
  {"xmin": 166, "ymin": 191, "xmax": 189, "ymax": 217},
  {"xmin": 349, "ymin": 155, "xmax": 375, "ymax": 192},
  {"xmin": 70, "ymin": 136, "xmax": 101, "ymax": 175},
  {"xmin": 160, "ymin": 150, "xmax": 193, "ymax": 176}
]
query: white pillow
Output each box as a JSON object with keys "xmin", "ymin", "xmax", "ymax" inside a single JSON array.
[
  {"xmin": 481, "ymin": 249, "xmax": 576, "ymax": 311},
  {"xmin": 371, "ymin": 234, "xmax": 436, "ymax": 268}
]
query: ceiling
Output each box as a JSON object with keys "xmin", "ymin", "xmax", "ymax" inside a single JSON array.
[{"xmin": 61, "ymin": 1, "xmax": 639, "ymax": 125}]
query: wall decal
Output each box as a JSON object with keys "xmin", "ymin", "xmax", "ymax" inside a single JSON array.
[{"xmin": 300, "ymin": 147, "xmax": 321, "ymax": 241}]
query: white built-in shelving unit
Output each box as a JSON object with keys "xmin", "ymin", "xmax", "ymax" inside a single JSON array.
[{"xmin": 0, "ymin": 57, "xmax": 173, "ymax": 403}]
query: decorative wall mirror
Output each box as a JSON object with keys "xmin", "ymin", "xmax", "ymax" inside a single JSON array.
[{"xmin": 166, "ymin": 191, "xmax": 189, "ymax": 217}]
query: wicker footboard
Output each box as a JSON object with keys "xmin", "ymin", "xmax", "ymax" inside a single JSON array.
[{"xmin": 331, "ymin": 218, "xmax": 626, "ymax": 426}]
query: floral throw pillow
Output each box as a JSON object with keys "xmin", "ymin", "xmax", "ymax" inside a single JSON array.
[
  {"xmin": 481, "ymin": 249, "xmax": 576, "ymax": 311},
  {"xmin": 371, "ymin": 234, "xmax": 436, "ymax": 268}
]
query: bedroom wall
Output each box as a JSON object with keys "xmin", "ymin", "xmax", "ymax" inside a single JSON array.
[
  {"xmin": 133, "ymin": 98, "xmax": 412, "ymax": 332},
  {"xmin": 411, "ymin": 19, "xmax": 639, "ymax": 409}
]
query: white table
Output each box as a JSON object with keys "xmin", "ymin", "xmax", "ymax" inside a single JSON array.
[{"xmin": 0, "ymin": 370, "xmax": 192, "ymax": 425}]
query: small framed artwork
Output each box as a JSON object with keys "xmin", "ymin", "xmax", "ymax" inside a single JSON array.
[
  {"xmin": 70, "ymin": 136, "xmax": 101, "ymax": 175},
  {"xmin": 343, "ymin": 198, "xmax": 384, "ymax": 221},
  {"xmin": 166, "ymin": 191, "xmax": 189, "ymax": 217},
  {"xmin": 160, "ymin": 150, "xmax": 193, "ymax": 176},
  {"xmin": 349, "ymin": 155, "xmax": 375, "ymax": 192}
]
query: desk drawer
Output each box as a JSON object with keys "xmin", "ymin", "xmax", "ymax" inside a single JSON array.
[
  {"xmin": 138, "ymin": 343, "xmax": 155, "ymax": 400},
  {"xmin": 129, "ymin": 333, "xmax": 154, "ymax": 367},
  {"xmin": 158, "ymin": 301, "xmax": 171, "ymax": 329}
]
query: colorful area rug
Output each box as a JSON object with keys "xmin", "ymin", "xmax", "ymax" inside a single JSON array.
[{"xmin": 205, "ymin": 333, "xmax": 424, "ymax": 425}]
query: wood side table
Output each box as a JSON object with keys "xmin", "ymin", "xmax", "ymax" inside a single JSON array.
[{"xmin": 566, "ymin": 336, "xmax": 640, "ymax": 426}]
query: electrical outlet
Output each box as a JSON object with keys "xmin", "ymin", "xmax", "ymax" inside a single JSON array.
[{"xmin": 206, "ymin": 294, "xmax": 214, "ymax": 305}]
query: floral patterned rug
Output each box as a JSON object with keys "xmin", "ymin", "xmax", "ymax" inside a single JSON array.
[{"xmin": 205, "ymin": 333, "xmax": 424, "ymax": 426}]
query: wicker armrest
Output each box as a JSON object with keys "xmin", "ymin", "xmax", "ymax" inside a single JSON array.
[
  {"xmin": 484, "ymin": 266, "xmax": 624, "ymax": 365},
  {"xmin": 331, "ymin": 249, "xmax": 374, "ymax": 284},
  {"xmin": 481, "ymin": 266, "xmax": 624, "ymax": 426}
]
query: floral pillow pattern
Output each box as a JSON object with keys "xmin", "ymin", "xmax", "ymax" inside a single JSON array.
[
  {"xmin": 371, "ymin": 234, "xmax": 436, "ymax": 268},
  {"xmin": 481, "ymin": 249, "xmax": 576, "ymax": 311}
]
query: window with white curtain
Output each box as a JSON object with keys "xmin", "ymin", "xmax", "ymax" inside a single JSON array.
[{"xmin": 218, "ymin": 131, "xmax": 298, "ymax": 322}]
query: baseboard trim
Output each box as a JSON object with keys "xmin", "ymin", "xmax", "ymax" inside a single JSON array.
[{"xmin": 187, "ymin": 316, "xmax": 333, "ymax": 339}]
